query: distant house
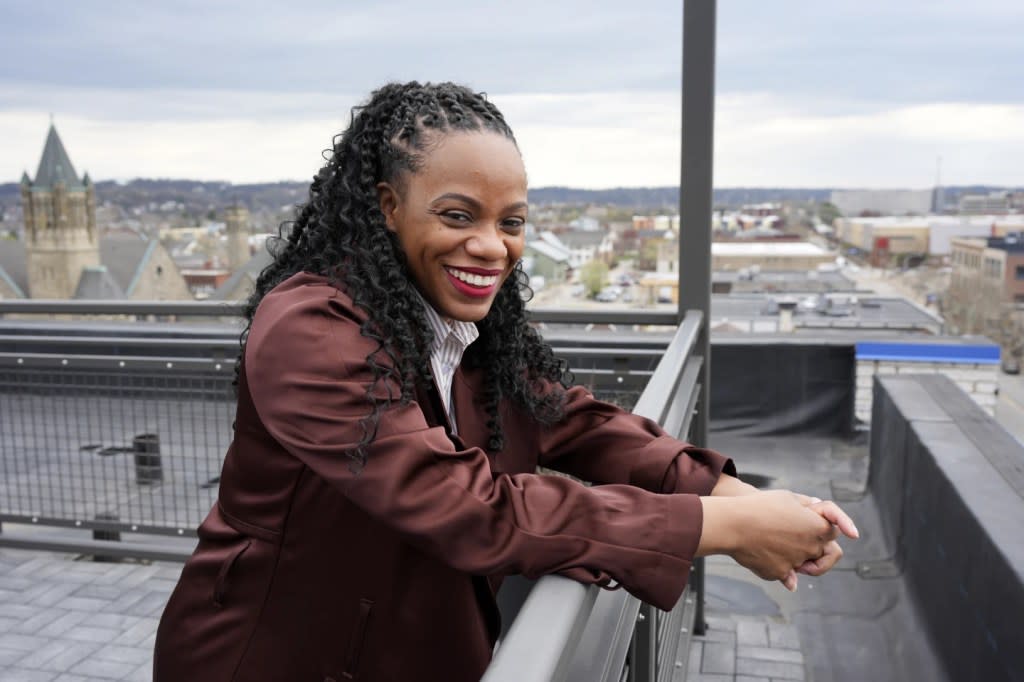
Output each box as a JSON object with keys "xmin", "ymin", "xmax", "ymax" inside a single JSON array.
[
  {"xmin": 523, "ymin": 238, "xmax": 570, "ymax": 283},
  {"xmin": 635, "ymin": 229, "xmax": 674, "ymax": 271},
  {"xmin": 209, "ymin": 249, "xmax": 273, "ymax": 302},
  {"xmin": 549, "ymin": 229, "xmax": 615, "ymax": 268}
]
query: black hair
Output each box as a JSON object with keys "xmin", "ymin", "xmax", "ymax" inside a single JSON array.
[{"xmin": 240, "ymin": 81, "xmax": 571, "ymax": 469}]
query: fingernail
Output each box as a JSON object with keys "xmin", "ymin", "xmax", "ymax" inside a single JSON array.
[{"xmin": 811, "ymin": 497, "xmax": 822, "ymax": 503}]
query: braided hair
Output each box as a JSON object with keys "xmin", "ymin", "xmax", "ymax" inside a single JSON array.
[{"xmin": 240, "ymin": 82, "xmax": 571, "ymax": 468}]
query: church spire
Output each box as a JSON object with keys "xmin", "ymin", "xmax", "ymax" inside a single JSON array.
[{"xmin": 33, "ymin": 123, "xmax": 82, "ymax": 190}]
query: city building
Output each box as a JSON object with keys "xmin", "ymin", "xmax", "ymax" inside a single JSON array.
[
  {"xmin": 709, "ymin": 241, "xmax": 835, "ymax": 272},
  {"xmin": 0, "ymin": 124, "xmax": 191, "ymax": 301},
  {"xmin": 830, "ymin": 189, "xmax": 935, "ymax": 217},
  {"xmin": 836, "ymin": 215, "xmax": 1024, "ymax": 261},
  {"xmin": 950, "ymin": 233, "xmax": 1024, "ymax": 303},
  {"xmin": 833, "ymin": 216, "xmax": 930, "ymax": 264},
  {"xmin": 959, "ymin": 191, "xmax": 1012, "ymax": 215}
]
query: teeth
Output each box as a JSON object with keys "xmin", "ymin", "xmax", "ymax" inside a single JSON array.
[{"xmin": 448, "ymin": 268, "xmax": 498, "ymax": 287}]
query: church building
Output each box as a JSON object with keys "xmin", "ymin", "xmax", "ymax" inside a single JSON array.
[{"xmin": 0, "ymin": 124, "xmax": 192, "ymax": 301}]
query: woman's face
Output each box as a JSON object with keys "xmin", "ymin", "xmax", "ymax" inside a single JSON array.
[{"xmin": 378, "ymin": 131, "xmax": 528, "ymax": 322}]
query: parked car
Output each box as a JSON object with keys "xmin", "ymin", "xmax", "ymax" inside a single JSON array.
[{"xmin": 1002, "ymin": 356, "xmax": 1020, "ymax": 375}]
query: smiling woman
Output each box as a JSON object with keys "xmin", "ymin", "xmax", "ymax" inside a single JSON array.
[
  {"xmin": 376, "ymin": 131, "xmax": 528, "ymax": 322},
  {"xmin": 152, "ymin": 81, "xmax": 856, "ymax": 682}
]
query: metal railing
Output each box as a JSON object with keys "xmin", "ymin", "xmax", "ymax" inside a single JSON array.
[
  {"xmin": 0, "ymin": 311, "xmax": 678, "ymax": 557},
  {"xmin": 484, "ymin": 309, "xmax": 705, "ymax": 682},
  {"xmin": 0, "ymin": 304, "xmax": 706, "ymax": 681},
  {"xmin": 0, "ymin": 298, "xmax": 679, "ymax": 326}
]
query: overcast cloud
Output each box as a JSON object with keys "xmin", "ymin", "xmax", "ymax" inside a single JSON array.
[{"xmin": 2, "ymin": 1, "xmax": 1022, "ymax": 188}]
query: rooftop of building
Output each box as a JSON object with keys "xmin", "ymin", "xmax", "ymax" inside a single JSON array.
[
  {"xmin": 841, "ymin": 214, "xmax": 1024, "ymax": 228},
  {"xmin": 710, "ymin": 241, "xmax": 831, "ymax": 256},
  {"xmin": 0, "ymin": 232, "xmax": 160, "ymax": 300},
  {"xmin": 24, "ymin": 124, "xmax": 88, "ymax": 191}
]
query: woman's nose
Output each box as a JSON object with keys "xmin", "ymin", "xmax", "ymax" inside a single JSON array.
[{"xmin": 466, "ymin": 228, "xmax": 508, "ymax": 261}]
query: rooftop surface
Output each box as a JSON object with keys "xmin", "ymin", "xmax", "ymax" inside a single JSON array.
[{"xmin": 711, "ymin": 242, "xmax": 830, "ymax": 256}]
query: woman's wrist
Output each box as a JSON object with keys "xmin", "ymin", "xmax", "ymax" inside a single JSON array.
[
  {"xmin": 710, "ymin": 472, "xmax": 759, "ymax": 497},
  {"xmin": 696, "ymin": 496, "xmax": 742, "ymax": 557}
]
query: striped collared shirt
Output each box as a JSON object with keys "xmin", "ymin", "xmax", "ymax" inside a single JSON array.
[{"xmin": 419, "ymin": 298, "xmax": 479, "ymax": 432}]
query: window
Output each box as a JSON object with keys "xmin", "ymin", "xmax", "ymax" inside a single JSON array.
[
  {"xmin": 1015, "ymin": 265, "xmax": 1024, "ymax": 280},
  {"xmin": 984, "ymin": 257, "xmax": 1001, "ymax": 278}
]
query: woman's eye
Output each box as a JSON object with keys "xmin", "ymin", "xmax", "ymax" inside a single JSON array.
[
  {"xmin": 502, "ymin": 218, "xmax": 525, "ymax": 233},
  {"xmin": 442, "ymin": 211, "xmax": 472, "ymax": 224}
]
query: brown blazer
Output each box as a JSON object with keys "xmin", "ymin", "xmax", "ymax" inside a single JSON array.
[{"xmin": 153, "ymin": 272, "xmax": 733, "ymax": 681}]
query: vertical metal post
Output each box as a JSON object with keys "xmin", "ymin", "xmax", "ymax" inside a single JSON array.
[
  {"xmin": 631, "ymin": 603, "xmax": 657, "ymax": 682},
  {"xmin": 679, "ymin": 0, "xmax": 717, "ymax": 636}
]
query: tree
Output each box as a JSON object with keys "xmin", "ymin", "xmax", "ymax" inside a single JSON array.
[
  {"xmin": 942, "ymin": 271, "xmax": 1024, "ymax": 359},
  {"xmin": 817, "ymin": 201, "xmax": 841, "ymax": 226},
  {"xmin": 637, "ymin": 238, "xmax": 660, "ymax": 271},
  {"xmin": 580, "ymin": 260, "xmax": 609, "ymax": 298}
]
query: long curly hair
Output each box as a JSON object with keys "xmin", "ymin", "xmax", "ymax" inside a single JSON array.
[{"xmin": 240, "ymin": 81, "xmax": 571, "ymax": 468}]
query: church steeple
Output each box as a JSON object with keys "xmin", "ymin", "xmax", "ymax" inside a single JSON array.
[
  {"xmin": 21, "ymin": 122, "xmax": 100, "ymax": 298},
  {"xmin": 33, "ymin": 124, "xmax": 84, "ymax": 190}
]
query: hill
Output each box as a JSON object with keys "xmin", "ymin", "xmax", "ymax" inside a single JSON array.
[{"xmin": 0, "ymin": 179, "xmax": 1017, "ymax": 216}]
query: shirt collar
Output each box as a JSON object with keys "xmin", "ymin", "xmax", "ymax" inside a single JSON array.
[{"xmin": 416, "ymin": 292, "xmax": 480, "ymax": 354}]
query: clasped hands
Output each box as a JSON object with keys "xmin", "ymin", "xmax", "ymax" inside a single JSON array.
[{"xmin": 698, "ymin": 481, "xmax": 859, "ymax": 592}]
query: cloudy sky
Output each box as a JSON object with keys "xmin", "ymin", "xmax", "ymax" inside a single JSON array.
[{"xmin": 2, "ymin": 1, "xmax": 1022, "ymax": 189}]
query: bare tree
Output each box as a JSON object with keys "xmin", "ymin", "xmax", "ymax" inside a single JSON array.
[{"xmin": 942, "ymin": 270, "xmax": 1024, "ymax": 359}]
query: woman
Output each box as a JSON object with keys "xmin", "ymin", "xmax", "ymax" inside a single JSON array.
[{"xmin": 154, "ymin": 81, "xmax": 855, "ymax": 681}]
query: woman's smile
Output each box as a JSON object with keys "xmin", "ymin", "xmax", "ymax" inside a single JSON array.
[{"xmin": 444, "ymin": 266, "xmax": 502, "ymax": 297}]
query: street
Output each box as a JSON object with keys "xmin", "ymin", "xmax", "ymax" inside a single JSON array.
[{"xmin": 995, "ymin": 370, "xmax": 1024, "ymax": 444}]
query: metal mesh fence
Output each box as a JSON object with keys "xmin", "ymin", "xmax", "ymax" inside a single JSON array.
[
  {"xmin": 0, "ymin": 357, "xmax": 235, "ymax": 536},
  {"xmin": 0, "ymin": 356, "xmax": 648, "ymax": 539}
]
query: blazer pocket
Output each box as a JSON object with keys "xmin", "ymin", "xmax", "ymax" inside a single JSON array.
[
  {"xmin": 212, "ymin": 539, "xmax": 251, "ymax": 608},
  {"xmin": 341, "ymin": 598, "xmax": 374, "ymax": 680}
]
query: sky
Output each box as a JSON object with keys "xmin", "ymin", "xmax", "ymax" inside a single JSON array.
[{"xmin": 1, "ymin": 0, "xmax": 1022, "ymax": 189}]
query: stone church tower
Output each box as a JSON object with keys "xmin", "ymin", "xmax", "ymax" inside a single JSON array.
[
  {"xmin": 224, "ymin": 204, "xmax": 251, "ymax": 272},
  {"xmin": 20, "ymin": 124, "xmax": 99, "ymax": 299}
]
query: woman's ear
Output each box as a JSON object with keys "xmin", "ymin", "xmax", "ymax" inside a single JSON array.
[{"xmin": 376, "ymin": 182, "xmax": 399, "ymax": 233}]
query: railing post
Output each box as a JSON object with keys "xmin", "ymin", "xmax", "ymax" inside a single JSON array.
[
  {"xmin": 92, "ymin": 512, "xmax": 121, "ymax": 563},
  {"xmin": 680, "ymin": 0, "xmax": 717, "ymax": 636},
  {"xmin": 630, "ymin": 603, "xmax": 657, "ymax": 682}
]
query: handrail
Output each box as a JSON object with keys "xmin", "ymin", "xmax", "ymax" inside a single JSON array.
[
  {"xmin": 483, "ymin": 579, "xmax": 598, "ymax": 682},
  {"xmin": 482, "ymin": 309, "xmax": 704, "ymax": 682},
  {"xmin": 633, "ymin": 310, "xmax": 703, "ymax": 424},
  {"xmin": 0, "ymin": 298, "xmax": 679, "ymax": 326}
]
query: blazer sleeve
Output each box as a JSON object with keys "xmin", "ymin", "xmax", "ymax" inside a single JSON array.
[
  {"xmin": 245, "ymin": 281, "xmax": 701, "ymax": 610},
  {"xmin": 536, "ymin": 386, "xmax": 736, "ymax": 496}
]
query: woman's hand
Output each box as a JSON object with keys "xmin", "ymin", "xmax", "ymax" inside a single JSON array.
[
  {"xmin": 792, "ymin": 496, "xmax": 857, "ymax": 579},
  {"xmin": 698, "ymin": 490, "xmax": 858, "ymax": 590}
]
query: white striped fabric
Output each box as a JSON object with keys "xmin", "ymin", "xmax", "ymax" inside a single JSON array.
[{"xmin": 418, "ymin": 296, "xmax": 479, "ymax": 433}]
